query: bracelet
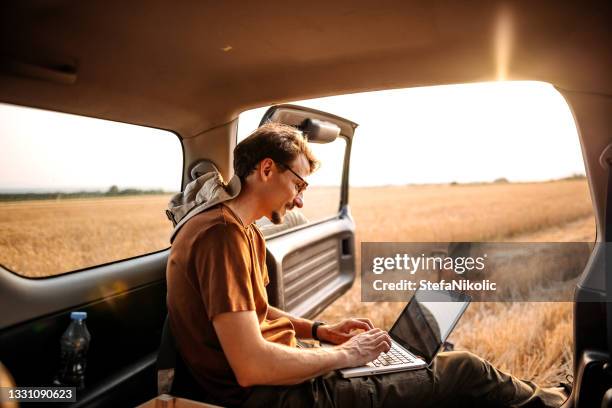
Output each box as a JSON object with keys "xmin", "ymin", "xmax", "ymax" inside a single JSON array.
[{"xmin": 312, "ymin": 321, "xmax": 326, "ymax": 341}]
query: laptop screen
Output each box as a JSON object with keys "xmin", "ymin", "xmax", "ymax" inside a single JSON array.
[{"xmin": 389, "ymin": 290, "xmax": 471, "ymax": 364}]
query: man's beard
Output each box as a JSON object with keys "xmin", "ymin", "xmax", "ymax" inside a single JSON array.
[
  {"xmin": 271, "ymin": 202, "xmax": 294, "ymax": 225},
  {"xmin": 270, "ymin": 210, "xmax": 283, "ymax": 224}
]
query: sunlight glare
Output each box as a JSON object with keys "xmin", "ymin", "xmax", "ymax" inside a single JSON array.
[{"xmin": 495, "ymin": 5, "xmax": 513, "ymax": 81}]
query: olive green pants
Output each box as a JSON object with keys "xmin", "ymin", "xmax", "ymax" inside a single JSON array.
[{"xmin": 241, "ymin": 351, "xmax": 566, "ymax": 408}]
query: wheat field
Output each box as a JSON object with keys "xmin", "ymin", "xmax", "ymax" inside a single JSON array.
[
  {"xmin": 0, "ymin": 195, "xmax": 174, "ymax": 276},
  {"xmin": 318, "ymin": 179, "xmax": 594, "ymax": 387},
  {"xmin": 0, "ymin": 179, "xmax": 594, "ymax": 386}
]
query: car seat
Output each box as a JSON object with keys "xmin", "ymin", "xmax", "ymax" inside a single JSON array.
[{"xmin": 156, "ymin": 314, "xmax": 209, "ymax": 402}]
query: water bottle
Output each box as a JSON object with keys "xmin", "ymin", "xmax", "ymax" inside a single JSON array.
[{"xmin": 53, "ymin": 311, "xmax": 91, "ymax": 389}]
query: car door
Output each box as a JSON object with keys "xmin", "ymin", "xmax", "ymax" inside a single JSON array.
[{"xmin": 253, "ymin": 104, "xmax": 358, "ymax": 319}]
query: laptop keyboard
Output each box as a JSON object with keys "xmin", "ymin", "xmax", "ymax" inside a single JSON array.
[{"xmin": 372, "ymin": 345, "xmax": 415, "ymax": 367}]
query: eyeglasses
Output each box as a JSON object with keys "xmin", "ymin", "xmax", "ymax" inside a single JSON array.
[{"xmin": 275, "ymin": 161, "xmax": 309, "ymax": 194}]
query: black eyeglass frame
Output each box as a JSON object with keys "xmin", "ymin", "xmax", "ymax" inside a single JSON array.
[{"xmin": 275, "ymin": 161, "xmax": 309, "ymax": 194}]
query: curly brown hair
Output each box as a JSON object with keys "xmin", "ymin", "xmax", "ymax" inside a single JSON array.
[{"xmin": 233, "ymin": 122, "xmax": 320, "ymax": 182}]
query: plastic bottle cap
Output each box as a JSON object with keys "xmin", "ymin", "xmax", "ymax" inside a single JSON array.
[{"xmin": 70, "ymin": 311, "xmax": 87, "ymax": 320}]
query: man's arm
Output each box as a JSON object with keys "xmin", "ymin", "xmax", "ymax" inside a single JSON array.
[
  {"xmin": 213, "ymin": 310, "xmax": 391, "ymax": 387},
  {"xmin": 267, "ymin": 305, "xmax": 376, "ymax": 344}
]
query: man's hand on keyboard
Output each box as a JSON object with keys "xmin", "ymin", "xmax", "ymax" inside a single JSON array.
[
  {"xmin": 337, "ymin": 328, "xmax": 392, "ymax": 367},
  {"xmin": 318, "ymin": 318, "xmax": 376, "ymax": 345}
]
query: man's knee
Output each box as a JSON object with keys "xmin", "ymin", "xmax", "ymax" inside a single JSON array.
[
  {"xmin": 427, "ymin": 351, "xmax": 491, "ymax": 403},
  {"xmin": 438, "ymin": 351, "xmax": 487, "ymax": 379}
]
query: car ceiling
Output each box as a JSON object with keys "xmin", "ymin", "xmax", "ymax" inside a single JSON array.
[{"xmin": 0, "ymin": 0, "xmax": 610, "ymax": 138}]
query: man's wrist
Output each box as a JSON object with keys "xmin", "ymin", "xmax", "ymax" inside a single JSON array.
[{"xmin": 312, "ymin": 321, "xmax": 326, "ymax": 341}]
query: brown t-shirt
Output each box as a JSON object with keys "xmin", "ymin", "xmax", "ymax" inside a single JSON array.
[{"xmin": 166, "ymin": 203, "xmax": 296, "ymax": 405}]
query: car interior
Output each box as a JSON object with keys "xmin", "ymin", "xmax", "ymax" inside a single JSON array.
[{"xmin": 1, "ymin": 1, "xmax": 611, "ymax": 407}]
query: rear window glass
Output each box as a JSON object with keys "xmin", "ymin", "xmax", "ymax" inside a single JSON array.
[{"xmin": 0, "ymin": 104, "xmax": 183, "ymax": 278}]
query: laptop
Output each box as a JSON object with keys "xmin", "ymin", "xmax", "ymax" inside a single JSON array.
[{"xmin": 336, "ymin": 289, "xmax": 471, "ymax": 378}]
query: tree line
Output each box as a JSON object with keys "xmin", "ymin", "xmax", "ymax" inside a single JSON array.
[{"xmin": 0, "ymin": 185, "xmax": 169, "ymax": 202}]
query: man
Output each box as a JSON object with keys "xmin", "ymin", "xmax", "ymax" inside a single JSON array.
[{"xmin": 166, "ymin": 122, "xmax": 566, "ymax": 407}]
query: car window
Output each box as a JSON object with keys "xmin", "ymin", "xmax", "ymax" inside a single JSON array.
[
  {"xmin": 238, "ymin": 111, "xmax": 347, "ymax": 235},
  {"xmin": 0, "ymin": 103, "xmax": 182, "ymax": 278}
]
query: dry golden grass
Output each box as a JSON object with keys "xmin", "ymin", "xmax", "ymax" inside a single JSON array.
[
  {"xmin": 347, "ymin": 179, "xmax": 593, "ymax": 243},
  {"xmin": 318, "ymin": 179, "xmax": 594, "ymax": 387},
  {"xmin": 0, "ymin": 179, "xmax": 595, "ymax": 387}
]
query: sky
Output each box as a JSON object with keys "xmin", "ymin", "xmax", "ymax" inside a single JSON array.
[
  {"xmin": 238, "ymin": 81, "xmax": 584, "ymax": 187},
  {"xmin": 0, "ymin": 105, "xmax": 184, "ymax": 192},
  {"xmin": 0, "ymin": 81, "xmax": 584, "ymax": 192}
]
